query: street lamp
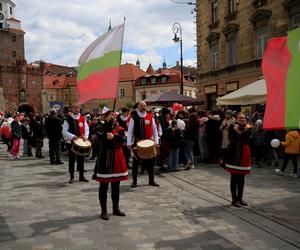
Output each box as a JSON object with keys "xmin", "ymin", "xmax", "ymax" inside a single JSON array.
[{"xmin": 172, "ymin": 22, "xmax": 184, "ymax": 95}]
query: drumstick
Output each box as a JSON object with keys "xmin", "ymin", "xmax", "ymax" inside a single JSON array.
[{"xmin": 131, "ymin": 148, "xmax": 137, "ymax": 160}]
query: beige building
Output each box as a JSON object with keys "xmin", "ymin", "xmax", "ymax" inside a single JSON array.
[
  {"xmin": 196, "ymin": 0, "xmax": 300, "ymax": 110},
  {"xmin": 134, "ymin": 64, "xmax": 198, "ymax": 103}
]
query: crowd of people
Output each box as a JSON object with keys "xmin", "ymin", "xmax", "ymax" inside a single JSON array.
[{"xmin": 0, "ymin": 101, "xmax": 299, "ymax": 217}]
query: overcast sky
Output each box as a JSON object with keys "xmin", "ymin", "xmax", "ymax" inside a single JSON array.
[{"xmin": 14, "ymin": 0, "xmax": 197, "ymax": 70}]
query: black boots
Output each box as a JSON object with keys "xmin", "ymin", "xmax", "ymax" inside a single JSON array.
[
  {"xmin": 231, "ymin": 200, "xmax": 242, "ymax": 207},
  {"xmin": 100, "ymin": 211, "xmax": 109, "ymax": 220},
  {"xmin": 231, "ymin": 199, "xmax": 248, "ymax": 207},
  {"xmin": 131, "ymin": 181, "xmax": 137, "ymax": 188},
  {"xmin": 238, "ymin": 199, "xmax": 248, "ymax": 206},
  {"xmin": 79, "ymin": 172, "xmax": 89, "ymax": 182},
  {"xmin": 113, "ymin": 200, "xmax": 126, "ymax": 217},
  {"xmin": 113, "ymin": 208, "xmax": 126, "ymax": 216},
  {"xmin": 100, "ymin": 199, "xmax": 109, "ymax": 220}
]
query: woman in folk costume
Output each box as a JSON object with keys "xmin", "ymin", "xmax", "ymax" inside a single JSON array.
[
  {"xmin": 94, "ymin": 107, "xmax": 128, "ymax": 220},
  {"xmin": 224, "ymin": 112, "xmax": 252, "ymax": 207}
]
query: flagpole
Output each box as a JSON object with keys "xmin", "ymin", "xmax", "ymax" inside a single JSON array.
[{"xmin": 112, "ymin": 18, "xmax": 126, "ymax": 112}]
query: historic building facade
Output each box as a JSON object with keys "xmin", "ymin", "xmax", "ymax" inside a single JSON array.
[
  {"xmin": 196, "ymin": 0, "xmax": 300, "ymax": 110},
  {"xmin": 134, "ymin": 63, "xmax": 198, "ymax": 103},
  {"xmin": 43, "ymin": 62, "xmax": 77, "ymax": 113},
  {"xmin": 0, "ymin": 0, "xmax": 47, "ymax": 114}
]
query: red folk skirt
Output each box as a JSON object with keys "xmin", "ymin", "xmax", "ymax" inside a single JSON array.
[
  {"xmin": 224, "ymin": 144, "xmax": 252, "ymax": 175},
  {"xmin": 96, "ymin": 147, "xmax": 128, "ymax": 183}
]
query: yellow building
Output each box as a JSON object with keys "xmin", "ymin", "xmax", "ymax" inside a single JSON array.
[
  {"xmin": 196, "ymin": 0, "xmax": 300, "ymax": 110},
  {"xmin": 134, "ymin": 64, "xmax": 198, "ymax": 103}
]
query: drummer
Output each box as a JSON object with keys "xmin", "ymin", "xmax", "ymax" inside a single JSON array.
[
  {"xmin": 127, "ymin": 101, "xmax": 159, "ymax": 188},
  {"xmin": 62, "ymin": 103, "xmax": 89, "ymax": 184}
]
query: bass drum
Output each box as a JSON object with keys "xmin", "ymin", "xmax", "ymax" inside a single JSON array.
[
  {"xmin": 72, "ymin": 138, "xmax": 92, "ymax": 156},
  {"xmin": 136, "ymin": 139, "xmax": 157, "ymax": 159}
]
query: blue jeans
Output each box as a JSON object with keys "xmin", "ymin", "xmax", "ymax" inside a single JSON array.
[
  {"xmin": 198, "ymin": 134, "xmax": 208, "ymax": 161},
  {"xmin": 168, "ymin": 148, "xmax": 180, "ymax": 170},
  {"xmin": 184, "ymin": 140, "xmax": 194, "ymax": 164}
]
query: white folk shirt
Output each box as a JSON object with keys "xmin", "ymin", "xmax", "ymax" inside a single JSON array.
[
  {"xmin": 62, "ymin": 114, "xmax": 89, "ymax": 144},
  {"xmin": 127, "ymin": 110, "xmax": 159, "ymax": 146}
]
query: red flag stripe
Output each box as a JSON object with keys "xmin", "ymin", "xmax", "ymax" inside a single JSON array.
[
  {"xmin": 77, "ymin": 67, "xmax": 120, "ymax": 104},
  {"xmin": 262, "ymin": 37, "xmax": 291, "ymax": 129}
]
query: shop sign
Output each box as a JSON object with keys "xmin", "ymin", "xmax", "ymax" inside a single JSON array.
[
  {"xmin": 226, "ymin": 82, "xmax": 238, "ymax": 92},
  {"xmin": 204, "ymin": 85, "xmax": 217, "ymax": 94}
]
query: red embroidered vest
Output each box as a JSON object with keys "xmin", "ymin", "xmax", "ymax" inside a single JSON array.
[
  {"xmin": 144, "ymin": 113, "xmax": 153, "ymax": 139},
  {"xmin": 77, "ymin": 116, "xmax": 86, "ymax": 137}
]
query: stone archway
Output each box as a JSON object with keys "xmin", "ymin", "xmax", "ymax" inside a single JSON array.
[{"xmin": 18, "ymin": 104, "xmax": 35, "ymax": 115}]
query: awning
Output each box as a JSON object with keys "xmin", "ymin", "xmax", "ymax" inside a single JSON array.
[
  {"xmin": 217, "ymin": 78, "xmax": 266, "ymax": 106},
  {"xmin": 145, "ymin": 91, "xmax": 202, "ymax": 106}
]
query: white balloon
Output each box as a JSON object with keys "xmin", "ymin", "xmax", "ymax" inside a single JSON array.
[
  {"xmin": 177, "ymin": 119, "xmax": 185, "ymax": 130},
  {"xmin": 7, "ymin": 117, "xmax": 14, "ymax": 124},
  {"xmin": 270, "ymin": 139, "xmax": 281, "ymax": 148}
]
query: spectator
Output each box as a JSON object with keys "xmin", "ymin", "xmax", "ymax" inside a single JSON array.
[
  {"xmin": 275, "ymin": 130, "xmax": 300, "ymax": 178},
  {"xmin": 9, "ymin": 115, "xmax": 22, "ymax": 159},
  {"xmin": 21, "ymin": 117, "xmax": 33, "ymax": 157},
  {"xmin": 45, "ymin": 109, "xmax": 64, "ymax": 164},
  {"xmin": 166, "ymin": 120, "xmax": 183, "ymax": 171}
]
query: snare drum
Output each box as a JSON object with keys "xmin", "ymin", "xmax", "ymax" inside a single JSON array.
[
  {"xmin": 72, "ymin": 138, "xmax": 92, "ymax": 156},
  {"xmin": 136, "ymin": 139, "xmax": 157, "ymax": 159}
]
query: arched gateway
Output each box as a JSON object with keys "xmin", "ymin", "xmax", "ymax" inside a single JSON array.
[{"xmin": 18, "ymin": 104, "xmax": 35, "ymax": 115}]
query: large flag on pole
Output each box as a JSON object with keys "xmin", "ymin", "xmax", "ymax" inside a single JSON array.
[
  {"xmin": 76, "ymin": 23, "xmax": 124, "ymax": 104},
  {"xmin": 262, "ymin": 27, "xmax": 300, "ymax": 129}
]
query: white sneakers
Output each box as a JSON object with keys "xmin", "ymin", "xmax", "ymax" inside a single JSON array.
[
  {"xmin": 275, "ymin": 169, "xmax": 298, "ymax": 178},
  {"xmin": 275, "ymin": 169, "xmax": 284, "ymax": 175},
  {"xmin": 185, "ymin": 161, "xmax": 195, "ymax": 170},
  {"xmin": 8, "ymin": 153, "xmax": 15, "ymax": 160},
  {"xmin": 8, "ymin": 153, "xmax": 21, "ymax": 160}
]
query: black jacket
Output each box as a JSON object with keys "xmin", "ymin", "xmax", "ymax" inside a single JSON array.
[{"xmin": 45, "ymin": 115, "xmax": 62, "ymax": 139}]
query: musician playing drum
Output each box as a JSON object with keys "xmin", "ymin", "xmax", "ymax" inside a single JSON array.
[
  {"xmin": 62, "ymin": 103, "xmax": 89, "ymax": 184},
  {"xmin": 127, "ymin": 101, "xmax": 159, "ymax": 188}
]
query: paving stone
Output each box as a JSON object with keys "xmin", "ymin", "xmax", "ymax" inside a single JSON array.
[{"xmin": 1, "ymin": 141, "xmax": 300, "ymax": 249}]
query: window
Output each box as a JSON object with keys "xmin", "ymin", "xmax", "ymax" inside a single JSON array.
[
  {"xmin": 142, "ymin": 93, "xmax": 146, "ymax": 100},
  {"xmin": 12, "ymin": 35, "xmax": 16, "ymax": 42},
  {"xmin": 256, "ymin": 27, "xmax": 268, "ymax": 59},
  {"xmin": 228, "ymin": 0, "xmax": 236, "ymax": 15},
  {"xmin": 19, "ymin": 91, "xmax": 26, "ymax": 102},
  {"xmin": 161, "ymin": 76, "xmax": 167, "ymax": 83},
  {"xmin": 0, "ymin": 3, "xmax": 2, "ymax": 11},
  {"xmin": 227, "ymin": 38, "xmax": 236, "ymax": 66},
  {"xmin": 141, "ymin": 78, "xmax": 147, "ymax": 85},
  {"xmin": 119, "ymin": 88, "xmax": 125, "ymax": 97},
  {"xmin": 211, "ymin": 45, "xmax": 219, "ymax": 70},
  {"xmin": 12, "ymin": 50, "xmax": 16, "ymax": 57},
  {"xmin": 65, "ymin": 93, "xmax": 68, "ymax": 101},
  {"xmin": 291, "ymin": 14, "xmax": 300, "ymax": 30},
  {"xmin": 52, "ymin": 80, "xmax": 59, "ymax": 85},
  {"xmin": 212, "ymin": 1, "xmax": 218, "ymax": 24},
  {"xmin": 151, "ymin": 78, "xmax": 156, "ymax": 84},
  {"xmin": 10, "ymin": 7, "xmax": 12, "ymax": 15},
  {"xmin": 49, "ymin": 93, "xmax": 54, "ymax": 100}
]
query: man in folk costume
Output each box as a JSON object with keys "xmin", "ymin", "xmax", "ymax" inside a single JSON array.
[
  {"xmin": 62, "ymin": 103, "xmax": 89, "ymax": 184},
  {"xmin": 127, "ymin": 101, "xmax": 159, "ymax": 188},
  {"xmin": 94, "ymin": 108, "xmax": 128, "ymax": 220}
]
